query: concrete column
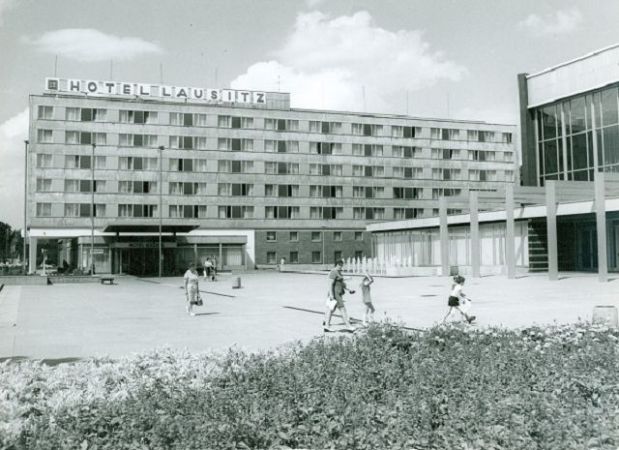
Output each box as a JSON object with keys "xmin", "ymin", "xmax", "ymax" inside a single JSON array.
[
  {"xmin": 470, "ymin": 191, "xmax": 480, "ymax": 278},
  {"xmin": 28, "ymin": 236, "xmax": 37, "ymax": 274},
  {"xmin": 439, "ymin": 196, "xmax": 449, "ymax": 276},
  {"xmin": 595, "ymin": 172, "xmax": 608, "ymax": 282},
  {"xmin": 505, "ymin": 184, "xmax": 516, "ymax": 279},
  {"xmin": 545, "ymin": 181, "xmax": 558, "ymax": 280},
  {"xmin": 218, "ymin": 242, "xmax": 223, "ymax": 270}
]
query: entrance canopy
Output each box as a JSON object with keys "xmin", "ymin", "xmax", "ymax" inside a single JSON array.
[{"xmin": 103, "ymin": 224, "xmax": 199, "ymax": 233}]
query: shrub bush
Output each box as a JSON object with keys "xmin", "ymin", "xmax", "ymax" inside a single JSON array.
[{"xmin": 1, "ymin": 322, "xmax": 619, "ymax": 449}]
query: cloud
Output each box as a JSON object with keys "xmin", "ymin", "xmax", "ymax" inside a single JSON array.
[
  {"xmin": 28, "ymin": 28, "xmax": 163, "ymax": 62},
  {"xmin": 231, "ymin": 11, "xmax": 467, "ymax": 112},
  {"xmin": 305, "ymin": 0, "xmax": 325, "ymax": 8},
  {"xmin": 0, "ymin": 0, "xmax": 16, "ymax": 26},
  {"xmin": 518, "ymin": 8, "xmax": 582, "ymax": 37},
  {"xmin": 0, "ymin": 108, "xmax": 28, "ymax": 228}
]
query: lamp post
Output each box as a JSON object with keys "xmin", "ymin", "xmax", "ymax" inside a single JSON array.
[
  {"xmin": 90, "ymin": 143, "xmax": 96, "ymax": 275},
  {"xmin": 23, "ymin": 140, "xmax": 29, "ymax": 274},
  {"xmin": 158, "ymin": 145, "xmax": 164, "ymax": 278}
]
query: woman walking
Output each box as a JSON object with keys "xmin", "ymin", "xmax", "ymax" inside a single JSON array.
[{"xmin": 184, "ymin": 263, "xmax": 201, "ymax": 316}]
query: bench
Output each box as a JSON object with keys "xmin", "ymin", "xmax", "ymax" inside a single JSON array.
[{"xmin": 100, "ymin": 277, "xmax": 115, "ymax": 285}]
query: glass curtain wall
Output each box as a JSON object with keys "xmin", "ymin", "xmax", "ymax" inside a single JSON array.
[{"xmin": 535, "ymin": 85, "xmax": 619, "ymax": 184}]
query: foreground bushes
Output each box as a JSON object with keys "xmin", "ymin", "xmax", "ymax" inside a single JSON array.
[{"xmin": 1, "ymin": 322, "xmax": 619, "ymax": 449}]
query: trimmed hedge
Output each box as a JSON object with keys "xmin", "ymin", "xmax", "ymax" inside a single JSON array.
[{"xmin": 1, "ymin": 322, "xmax": 619, "ymax": 449}]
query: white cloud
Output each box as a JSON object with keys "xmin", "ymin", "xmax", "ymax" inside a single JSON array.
[
  {"xmin": 0, "ymin": 108, "xmax": 28, "ymax": 228},
  {"xmin": 28, "ymin": 28, "xmax": 163, "ymax": 62},
  {"xmin": 231, "ymin": 11, "xmax": 467, "ymax": 112},
  {"xmin": 0, "ymin": 0, "xmax": 16, "ymax": 26},
  {"xmin": 518, "ymin": 8, "xmax": 582, "ymax": 37}
]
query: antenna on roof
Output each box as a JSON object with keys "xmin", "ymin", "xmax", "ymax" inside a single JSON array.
[
  {"xmin": 406, "ymin": 90, "xmax": 409, "ymax": 115},
  {"xmin": 362, "ymin": 85, "xmax": 366, "ymax": 112}
]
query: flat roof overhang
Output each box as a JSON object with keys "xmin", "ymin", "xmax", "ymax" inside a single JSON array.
[{"xmin": 103, "ymin": 224, "xmax": 199, "ymax": 233}]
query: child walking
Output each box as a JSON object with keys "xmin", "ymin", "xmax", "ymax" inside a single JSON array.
[
  {"xmin": 360, "ymin": 272, "xmax": 375, "ymax": 325},
  {"xmin": 443, "ymin": 275, "xmax": 476, "ymax": 324}
]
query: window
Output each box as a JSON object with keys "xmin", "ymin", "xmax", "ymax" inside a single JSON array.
[
  {"xmin": 501, "ymin": 132, "xmax": 512, "ymax": 144},
  {"xmin": 118, "ymin": 204, "xmax": 157, "ymax": 218},
  {"xmin": 120, "ymin": 157, "xmax": 157, "ymax": 171},
  {"xmin": 311, "ymin": 121, "xmax": 342, "ymax": 134},
  {"xmin": 355, "ymin": 251, "xmax": 363, "ymax": 259},
  {"xmin": 36, "ymin": 178, "xmax": 52, "ymax": 192},
  {"xmin": 218, "ymin": 138, "xmax": 253, "ymax": 151},
  {"xmin": 392, "ymin": 146, "xmax": 417, "ymax": 158},
  {"xmin": 467, "ymin": 130, "xmax": 479, "ymax": 141},
  {"xmin": 37, "ymin": 129, "xmax": 53, "ymax": 143},
  {"xmin": 430, "ymin": 128, "xmax": 441, "ymax": 139},
  {"xmin": 65, "ymin": 155, "xmax": 91, "ymax": 169},
  {"xmin": 266, "ymin": 231, "xmax": 277, "ymax": 242},
  {"xmin": 218, "ymin": 115, "xmax": 253, "ymax": 128},
  {"xmin": 170, "ymin": 112, "xmax": 206, "ymax": 127},
  {"xmin": 38, "ymin": 106, "xmax": 53, "ymax": 119},
  {"xmin": 265, "ymin": 162, "xmax": 299, "ymax": 175},
  {"xmin": 354, "ymin": 232, "xmax": 363, "ymax": 241},
  {"xmin": 289, "ymin": 251, "xmax": 298, "ymax": 264},
  {"xmin": 120, "ymin": 110, "xmax": 158, "ymax": 124},
  {"xmin": 312, "ymin": 251, "xmax": 321, "ymax": 263},
  {"xmin": 266, "ymin": 252, "xmax": 277, "ymax": 264},
  {"xmin": 358, "ymin": 123, "xmax": 382, "ymax": 136},
  {"xmin": 394, "ymin": 208, "xmax": 420, "ymax": 220},
  {"xmin": 36, "ymin": 154, "xmax": 53, "ymax": 168},
  {"xmin": 363, "ymin": 144, "xmax": 384, "ymax": 157},
  {"xmin": 168, "ymin": 205, "xmax": 207, "ymax": 219},
  {"xmin": 120, "ymin": 134, "xmax": 158, "ymax": 147},
  {"xmin": 78, "ymin": 108, "xmax": 106, "ymax": 122},
  {"xmin": 264, "ymin": 206, "xmax": 300, "ymax": 219},
  {"xmin": 333, "ymin": 231, "xmax": 342, "ymax": 241},
  {"xmin": 393, "ymin": 187, "xmax": 420, "ymax": 199},
  {"xmin": 391, "ymin": 126, "xmax": 416, "ymax": 138},
  {"xmin": 289, "ymin": 231, "xmax": 298, "ymax": 241},
  {"xmin": 36, "ymin": 203, "xmax": 51, "ymax": 217},
  {"xmin": 310, "ymin": 207, "xmax": 342, "ymax": 219},
  {"xmin": 265, "ymin": 118, "xmax": 298, "ymax": 131},
  {"xmin": 218, "ymin": 205, "xmax": 254, "ymax": 219}
]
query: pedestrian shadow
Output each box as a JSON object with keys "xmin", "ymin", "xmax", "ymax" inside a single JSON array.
[{"xmin": 193, "ymin": 312, "xmax": 220, "ymax": 317}]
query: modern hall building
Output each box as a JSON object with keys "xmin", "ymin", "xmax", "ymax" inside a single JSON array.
[
  {"xmin": 369, "ymin": 43, "xmax": 619, "ymax": 279},
  {"xmin": 27, "ymin": 77, "xmax": 517, "ymax": 275}
]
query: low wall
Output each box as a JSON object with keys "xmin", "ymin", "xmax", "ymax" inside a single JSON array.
[
  {"xmin": 50, "ymin": 276, "xmax": 102, "ymax": 284},
  {"xmin": 0, "ymin": 276, "xmax": 48, "ymax": 286}
]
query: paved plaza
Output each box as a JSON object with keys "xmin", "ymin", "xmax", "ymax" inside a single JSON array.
[{"xmin": 0, "ymin": 271, "xmax": 618, "ymax": 360}]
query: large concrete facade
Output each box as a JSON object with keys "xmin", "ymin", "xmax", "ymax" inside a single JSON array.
[{"xmin": 28, "ymin": 78, "xmax": 516, "ymax": 274}]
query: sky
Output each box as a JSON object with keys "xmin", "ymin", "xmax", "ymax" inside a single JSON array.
[{"xmin": 1, "ymin": 0, "xmax": 618, "ymax": 227}]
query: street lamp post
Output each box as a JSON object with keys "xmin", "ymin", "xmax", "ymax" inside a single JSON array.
[
  {"xmin": 90, "ymin": 143, "xmax": 96, "ymax": 275},
  {"xmin": 23, "ymin": 140, "xmax": 29, "ymax": 274},
  {"xmin": 158, "ymin": 146, "xmax": 164, "ymax": 278}
]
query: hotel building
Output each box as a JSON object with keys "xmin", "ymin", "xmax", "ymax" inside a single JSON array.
[{"xmin": 28, "ymin": 78, "xmax": 517, "ymax": 275}]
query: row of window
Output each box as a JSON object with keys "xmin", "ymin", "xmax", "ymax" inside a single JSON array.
[
  {"xmin": 34, "ymin": 203, "xmax": 454, "ymax": 220},
  {"xmin": 36, "ymin": 179, "xmax": 468, "ymax": 200},
  {"xmin": 266, "ymin": 250, "xmax": 364, "ymax": 265},
  {"xmin": 37, "ymin": 106, "xmax": 513, "ymax": 142},
  {"xmin": 37, "ymin": 129, "xmax": 514, "ymax": 157},
  {"xmin": 266, "ymin": 230, "xmax": 364, "ymax": 242}
]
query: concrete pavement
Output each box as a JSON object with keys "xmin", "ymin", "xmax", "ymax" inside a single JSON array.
[{"xmin": 0, "ymin": 271, "xmax": 618, "ymax": 359}]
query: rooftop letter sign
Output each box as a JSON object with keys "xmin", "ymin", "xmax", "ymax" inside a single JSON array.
[{"xmin": 44, "ymin": 78, "xmax": 267, "ymax": 105}]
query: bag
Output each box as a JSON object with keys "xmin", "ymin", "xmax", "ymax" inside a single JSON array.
[
  {"xmin": 326, "ymin": 296, "xmax": 337, "ymax": 312},
  {"xmin": 191, "ymin": 294, "xmax": 203, "ymax": 306}
]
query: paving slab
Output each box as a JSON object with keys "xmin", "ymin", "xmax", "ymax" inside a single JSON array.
[{"xmin": 0, "ymin": 271, "xmax": 617, "ymax": 360}]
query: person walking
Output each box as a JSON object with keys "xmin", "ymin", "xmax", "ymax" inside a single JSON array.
[
  {"xmin": 203, "ymin": 258, "xmax": 213, "ymax": 281},
  {"xmin": 360, "ymin": 271, "xmax": 375, "ymax": 325},
  {"xmin": 184, "ymin": 263, "xmax": 201, "ymax": 316},
  {"xmin": 323, "ymin": 259, "xmax": 355, "ymax": 332},
  {"xmin": 443, "ymin": 275, "xmax": 475, "ymax": 324}
]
